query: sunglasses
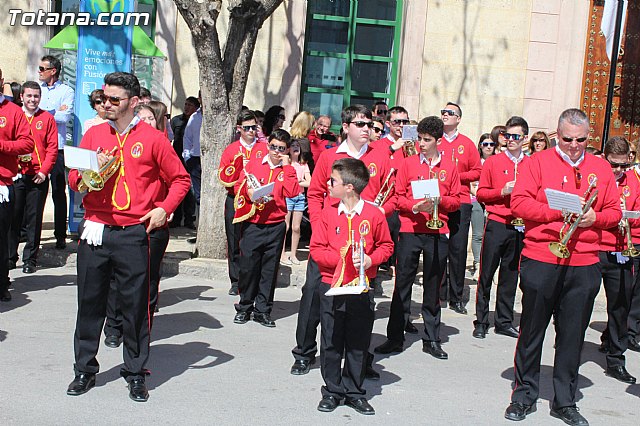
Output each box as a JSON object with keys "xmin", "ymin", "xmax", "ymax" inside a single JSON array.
[
  {"xmin": 100, "ymin": 95, "xmax": 130, "ymax": 106},
  {"xmin": 329, "ymin": 177, "xmax": 345, "ymax": 187},
  {"xmin": 390, "ymin": 119, "xmax": 410, "ymax": 125},
  {"xmin": 38, "ymin": 66, "xmax": 54, "ymax": 72},
  {"xmin": 531, "ymin": 138, "xmax": 545, "ymax": 143},
  {"xmin": 92, "ymin": 99, "xmax": 103, "ymax": 105},
  {"xmin": 503, "ymin": 133, "xmax": 524, "ymax": 141},
  {"xmin": 609, "ymin": 161, "xmax": 631, "ymax": 169},
  {"xmin": 561, "ymin": 136, "xmax": 588, "ymax": 143},
  {"xmin": 268, "ymin": 144, "xmax": 287, "ymax": 153},
  {"xmin": 376, "ymin": 110, "xmax": 388, "ymax": 115},
  {"xmin": 481, "ymin": 142, "xmax": 496, "ymax": 147},
  {"xmin": 241, "ymin": 125, "xmax": 257, "ymax": 132},
  {"xmin": 278, "ymin": 114, "xmax": 286, "ymax": 120},
  {"xmin": 441, "ymin": 109, "xmax": 459, "ymax": 117},
  {"xmin": 350, "ymin": 121, "xmax": 374, "ymax": 129},
  {"xmin": 372, "ymin": 127, "xmax": 383, "ymax": 133}
]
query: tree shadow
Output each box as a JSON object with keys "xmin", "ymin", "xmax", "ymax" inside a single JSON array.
[
  {"xmin": 156, "ymin": 285, "xmax": 213, "ymax": 310},
  {"xmin": 151, "ymin": 311, "xmax": 223, "ymax": 342}
]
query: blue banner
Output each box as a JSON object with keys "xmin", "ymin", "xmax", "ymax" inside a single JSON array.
[{"xmin": 69, "ymin": 0, "xmax": 134, "ymax": 233}]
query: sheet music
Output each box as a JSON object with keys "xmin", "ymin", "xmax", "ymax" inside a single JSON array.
[
  {"xmin": 402, "ymin": 125, "xmax": 418, "ymax": 141},
  {"xmin": 411, "ymin": 179, "xmax": 440, "ymax": 199},
  {"xmin": 544, "ymin": 188, "xmax": 583, "ymax": 214},
  {"xmin": 623, "ymin": 210, "xmax": 640, "ymax": 219},
  {"xmin": 325, "ymin": 285, "xmax": 367, "ymax": 296},
  {"xmin": 250, "ymin": 182, "xmax": 275, "ymax": 202},
  {"xmin": 64, "ymin": 146, "xmax": 99, "ymax": 171}
]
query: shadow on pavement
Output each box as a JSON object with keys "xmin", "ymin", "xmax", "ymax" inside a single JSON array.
[
  {"xmin": 1, "ymin": 273, "xmax": 77, "ymax": 313},
  {"xmin": 151, "ymin": 311, "xmax": 223, "ymax": 342},
  {"xmin": 157, "ymin": 285, "xmax": 214, "ymax": 310}
]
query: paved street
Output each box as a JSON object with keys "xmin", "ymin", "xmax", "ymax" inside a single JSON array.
[{"xmin": 1, "ymin": 261, "xmax": 639, "ymax": 425}]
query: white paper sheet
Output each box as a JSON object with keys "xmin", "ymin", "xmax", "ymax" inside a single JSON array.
[
  {"xmin": 64, "ymin": 146, "xmax": 99, "ymax": 171},
  {"xmin": 325, "ymin": 285, "xmax": 367, "ymax": 296},
  {"xmin": 402, "ymin": 125, "xmax": 418, "ymax": 141},
  {"xmin": 411, "ymin": 179, "xmax": 440, "ymax": 199},
  {"xmin": 623, "ymin": 210, "xmax": 640, "ymax": 219},
  {"xmin": 250, "ymin": 182, "xmax": 275, "ymax": 202},
  {"xmin": 544, "ymin": 188, "xmax": 583, "ymax": 214}
]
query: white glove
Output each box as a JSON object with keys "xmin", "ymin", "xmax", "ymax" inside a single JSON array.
[
  {"xmin": 515, "ymin": 225, "xmax": 525, "ymax": 233},
  {"xmin": 12, "ymin": 173, "xmax": 22, "ymax": 181},
  {"xmin": 182, "ymin": 149, "xmax": 191, "ymax": 161},
  {"xmin": 0, "ymin": 185, "xmax": 9, "ymax": 203},
  {"xmin": 80, "ymin": 220, "xmax": 104, "ymax": 246},
  {"xmin": 614, "ymin": 252, "xmax": 629, "ymax": 264}
]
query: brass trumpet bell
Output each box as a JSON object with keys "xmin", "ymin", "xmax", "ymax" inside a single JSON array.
[
  {"xmin": 622, "ymin": 246, "xmax": 640, "ymax": 257},
  {"xmin": 81, "ymin": 170, "xmax": 105, "ymax": 191},
  {"xmin": 548, "ymin": 242, "xmax": 570, "ymax": 259},
  {"xmin": 427, "ymin": 218, "xmax": 444, "ymax": 230},
  {"xmin": 77, "ymin": 153, "xmax": 121, "ymax": 193},
  {"xmin": 510, "ymin": 217, "xmax": 525, "ymax": 226}
]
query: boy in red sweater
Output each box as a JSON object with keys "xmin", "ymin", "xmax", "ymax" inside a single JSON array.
[
  {"xmin": 232, "ymin": 129, "xmax": 300, "ymax": 327},
  {"xmin": 311, "ymin": 157, "xmax": 393, "ymax": 415},
  {"xmin": 473, "ymin": 116, "xmax": 529, "ymax": 339},
  {"xmin": 374, "ymin": 116, "xmax": 460, "ymax": 360},
  {"xmin": 597, "ymin": 136, "xmax": 638, "ymax": 385}
]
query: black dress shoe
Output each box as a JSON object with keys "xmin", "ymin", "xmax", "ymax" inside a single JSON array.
[
  {"xmin": 317, "ymin": 395, "xmax": 341, "ymax": 412},
  {"xmin": 22, "ymin": 264, "xmax": 36, "ymax": 274},
  {"xmin": 233, "ymin": 311, "xmax": 251, "ymax": 324},
  {"xmin": 291, "ymin": 358, "xmax": 314, "ymax": 375},
  {"xmin": 228, "ymin": 287, "xmax": 239, "ymax": 296},
  {"xmin": 374, "ymin": 339, "xmax": 403, "ymax": 354},
  {"xmin": 472, "ymin": 324, "xmax": 487, "ymax": 339},
  {"xmin": 365, "ymin": 364, "xmax": 380, "ymax": 381},
  {"xmin": 128, "ymin": 378, "xmax": 149, "ymax": 402},
  {"xmin": 550, "ymin": 406, "xmax": 588, "ymax": 426},
  {"xmin": 0, "ymin": 286, "xmax": 10, "ymax": 302},
  {"xmin": 504, "ymin": 402, "xmax": 536, "ymax": 421},
  {"xmin": 345, "ymin": 397, "xmax": 375, "ymax": 415},
  {"xmin": 449, "ymin": 301, "xmax": 467, "ymax": 314},
  {"xmin": 66, "ymin": 373, "xmax": 96, "ymax": 396},
  {"xmin": 253, "ymin": 312, "xmax": 276, "ymax": 327},
  {"xmin": 404, "ymin": 322, "xmax": 418, "ymax": 334},
  {"xmin": 422, "ymin": 341, "xmax": 448, "ymax": 359},
  {"xmin": 55, "ymin": 241, "xmax": 66, "ymax": 250},
  {"xmin": 606, "ymin": 365, "xmax": 637, "ymax": 384},
  {"xmin": 495, "ymin": 325, "xmax": 519, "ymax": 338},
  {"xmin": 629, "ymin": 337, "xmax": 640, "ymax": 352},
  {"xmin": 104, "ymin": 334, "xmax": 122, "ymax": 348}
]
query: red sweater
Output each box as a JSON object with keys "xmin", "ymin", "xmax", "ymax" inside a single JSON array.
[
  {"xmin": 234, "ymin": 157, "xmax": 300, "ymax": 224},
  {"xmin": 477, "ymin": 152, "xmax": 530, "ymax": 224},
  {"xmin": 369, "ymin": 135, "xmax": 408, "ymax": 170},
  {"xmin": 310, "ymin": 201, "xmax": 394, "ymax": 283},
  {"xmin": 601, "ymin": 171, "xmax": 640, "ymax": 250},
  {"xmin": 0, "ymin": 99, "xmax": 34, "ymax": 185},
  {"xmin": 218, "ymin": 140, "xmax": 269, "ymax": 195},
  {"xmin": 19, "ymin": 109, "xmax": 58, "ymax": 176},
  {"xmin": 395, "ymin": 154, "xmax": 461, "ymax": 234},
  {"xmin": 308, "ymin": 129, "xmax": 338, "ymax": 164},
  {"xmin": 511, "ymin": 149, "xmax": 621, "ymax": 266},
  {"xmin": 438, "ymin": 132, "xmax": 481, "ymax": 204},
  {"xmin": 69, "ymin": 121, "xmax": 191, "ymax": 226},
  {"xmin": 307, "ymin": 143, "xmax": 395, "ymax": 226}
]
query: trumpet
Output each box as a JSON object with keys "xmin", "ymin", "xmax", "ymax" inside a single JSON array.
[
  {"xmin": 619, "ymin": 196, "xmax": 640, "ymax": 257},
  {"xmin": 548, "ymin": 178, "xmax": 598, "ymax": 259},
  {"xmin": 374, "ymin": 168, "xmax": 395, "ymax": 206},
  {"xmin": 77, "ymin": 147, "xmax": 121, "ymax": 192},
  {"xmin": 510, "ymin": 161, "xmax": 525, "ymax": 226},
  {"xmin": 403, "ymin": 139, "xmax": 417, "ymax": 157},
  {"xmin": 426, "ymin": 196, "xmax": 444, "ymax": 230},
  {"xmin": 18, "ymin": 154, "xmax": 33, "ymax": 163},
  {"xmin": 246, "ymin": 173, "xmax": 273, "ymax": 207},
  {"xmin": 351, "ymin": 230, "xmax": 368, "ymax": 287}
]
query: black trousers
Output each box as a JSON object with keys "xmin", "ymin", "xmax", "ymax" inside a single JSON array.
[
  {"xmin": 74, "ymin": 222, "xmax": 150, "ymax": 382},
  {"xmin": 383, "ymin": 211, "xmax": 400, "ymax": 268},
  {"xmin": 236, "ymin": 221, "xmax": 286, "ymax": 314},
  {"xmin": 104, "ymin": 226, "xmax": 170, "ymax": 336},
  {"xmin": 599, "ymin": 251, "xmax": 633, "ymax": 368},
  {"xmin": 387, "ymin": 232, "xmax": 448, "ymax": 343},
  {"xmin": 474, "ymin": 220, "xmax": 523, "ymax": 329},
  {"xmin": 50, "ymin": 149, "xmax": 67, "ymax": 244},
  {"xmin": 8, "ymin": 175, "xmax": 49, "ymax": 265},
  {"xmin": 320, "ymin": 282, "xmax": 374, "ymax": 399},
  {"xmin": 628, "ymin": 245, "xmax": 640, "ymax": 339},
  {"xmin": 0, "ymin": 185, "xmax": 15, "ymax": 290},
  {"xmin": 511, "ymin": 257, "xmax": 600, "ymax": 409},
  {"xmin": 292, "ymin": 256, "xmax": 323, "ymax": 361},
  {"xmin": 172, "ymin": 158, "xmax": 196, "ymax": 226},
  {"xmin": 224, "ymin": 194, "xmax": 241, "ymax": 289},
  {"xmin": 444, "ymin": 203, "xmax": 472, "ymax": 303}
]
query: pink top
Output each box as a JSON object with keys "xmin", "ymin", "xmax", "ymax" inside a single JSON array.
[{"xmin": 292, "ymin": 162, "xmax": 309, "ymax": 196}]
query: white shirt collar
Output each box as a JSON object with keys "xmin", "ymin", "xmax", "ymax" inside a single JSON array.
[
  {"xmin": 444, "ymin": 129, "xmax": 459, "ymax": 143},
  {"xmin": 338, "ymin": 199, "xmax": 365, "ymax": 216},
  {"xmin": 240, "ymin": 137, "xmax": 256, "ymax": 151},
  {"xmin": 555, "ymin": 145, "xmax": 584, "ymax": 167},
  {"xmin": 419, "ymin": 152, "xmax": 441, "ymax": 167},
  {"xmin": 108, "ymin": 115, "xmax": 141, "ymax": 136},
  {"xmin": 262, "ymin": 155, "xmax": 282, "ymax": 169},
  {"xmin": 505, "ymin": 150, "xmax": 524, "ymax": 164},
  {"xmin": 22, "ymin": 105, "xmax": 40, "ymax": 117},
  {"xmin": 336, "ymin": 141, "xmax": 368, "ymax": 159}
]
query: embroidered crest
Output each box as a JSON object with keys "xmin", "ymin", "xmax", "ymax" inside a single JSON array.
[
  {"xmin": 256, "ymin": 151, "xmax": 263, "ymax": 159},
  {"xmin": 623, "ymin": 185, "xmax": 631, "ymax": 198},
  {"xmin": 257, "ymin": 203, "xmax": 265, "ymax": 211},
  {"xmin": 225, "ymin": 165, "xmax": 235, "ymax": 177},
  {"xmin": 359, "ymin": 220, "xmax": 371, "ymax": 236},
  {"xmin": 130, "ymin": 142, "xmax": 143, "ymax": 158},
  {"xmin": 236, "ymin": 195, "xmax": 246, "ymax": 208},
  {"xmin": 439, "ymin": 170, "xmax": 447, "ymax": 182},
  {"xmin": 0, "ymin": 117, "xmax": 6, "ymax": 128},
  {"xmin": 457, "ymin": 145, "xmax": 464, "ymax": 154},
  {"xmin": 336, "ymin": 226, "xmax": 340, "ymax": 235},
  {"xmin": 588, "ymin": 173, "xmax": 597, "ymax": 185},
  {"xmin": 278, "ymin": 171, "xmax": 284, "ymax": 181},
  {"xmin": 368, "ymin": 163, "xmax": 377, "ymax": 178},
  {"xmin": 35, "ymin": 120, "xmax": 43, "ymax": 130}
]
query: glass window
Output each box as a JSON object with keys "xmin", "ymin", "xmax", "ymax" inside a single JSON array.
[
  {"xmin": 354, "ymin": 24, "xmax": 394, "ymax": 57},
  {"xmin": 357, "ymin": 0, "xmax": 397, "ymax": 21},
  {"xmin": 351, "ymin": 60, "xmax": 391, "ymax": 93},
  {"xmin": 307, "ymin": 20, "xmax": 350, "ymax": 53},
  {"xmin": 302, "ymin": 92, "xmax": 344, "ymax": 126},
  {"xmin": 308, "ymin": 0, "xmax": 350, "ymax": 17},
  {"xmin": 303, "ymin": 57, "xmax": 347, "ymax": 90}
]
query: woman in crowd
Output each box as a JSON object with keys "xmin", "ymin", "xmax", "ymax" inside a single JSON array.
[
  {"xmin": 263, "ymin": 105, "xmax": 285, "ymax": 137},
  {"xmin": 289, "ymin": 110, "xmax": 315, "ymax": 159},
  {"xmin": 82, "ymin": 89, "xmax": 107, "ymax": 134},
  {"xmin": 491, "ymin": 125, "xmax": 507, "ymax": 152},
  {"xmin": 530, "ymin": 130, "xmax": 550, "ymax": 153}
]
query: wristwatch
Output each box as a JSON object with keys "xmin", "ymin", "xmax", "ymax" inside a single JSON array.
[{"xmin": 389, "ymin": 145, "xmax": 396, "ymax": 154}]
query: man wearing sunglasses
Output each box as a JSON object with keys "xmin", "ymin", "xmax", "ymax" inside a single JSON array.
[
  {"xmin": 0, "ymin": 66, "xmax": 34, "ymax": 302},
  {"xmin": 505, "ymin": 109, "xmax": 621, "ymax": 425},
  {"xmin": 66, "ymin": 72, "xmax": 190, "ymax": 402},
  {"xmin": 369, "ymin": 117, "xmax": 385, "ymax": 142},
  {"xmin": 38, "ymin": 55, "xmax": 74, "ymax": 250},
  {"xmin": 439, "ymin": 102, "xmax": 482, "ymax": 315},
  {"xmin": 473, "ymin": 116, "xmax": 529, "ymax": 340},
  {"xmin": 291, "ymin": 104, "xmax": 393, "ymax": 378},
  {"xmin": 218, "ymin": 110, "xmax": 269, "ymax": 296}
]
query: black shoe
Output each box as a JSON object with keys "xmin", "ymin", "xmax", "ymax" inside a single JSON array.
[
  {"xmin": 550, "ymin": 406, "xmax": 588, "ymax": 426},
  {"xmin": 253, "ymin": 312, "xmax": 276, "ymax": 327},
  {"xmin": 374, "ymin": 339, "xmax": 403, "ymax": 354},
  {"xmin": 104, "ymin": 335, "xmax": 122, "ymax": 348},
  {"xmin": 422, "ymin": 341, "xmax": 448, "ymax": 359},
  {"xmin": 0, "ymin": 286, "xmax": 10, "ymax": 302},
  {"xmin": 504, "ymin": 402, "xmax": 536, "ymax": 421},
  {"xmin": 128, "ymin": 378, "xmax": 149, "ymax": 402},
  {"xmin": 228, "ymin": 287, "xmax": 239, "ymax": 296},
  {"xmin": 233, "ymin": 311, "xmax": 251, "ymax": 324},
  {"xmin": 317, "ymin": 395, "xmax": 341, "ymax": 412},
  {"xmin": 605, "ymin": 365, "xmax": 637, "ymax": 384},
  {"xmin": 472, "ymin": 324, "xmax": 487, "ymax": 339},
  {"xmin": 449, "ymin": 301, "xmax": 467, "ymax": 315},
  {"xmin": 345, "ymin": 397, "xmax": 375, "ymax": 415},
  {"xmin": 66, "ymin": 373, "xmax": 96, "ymax": 396},
  {"xmin": 22, "ymin": 263, "xmax": 36, "ymax": 274},
  {"xmin": 495, "ymin": 325, "xmax": 519, "ymax": 338},
  {"xmin": 7, "ymin": 260, "xmax": 16, "ymax": 270},
  {"xmin": 365, "ymin": 364, "xmax": 380, "ymax": 381},
  {"xmin": 404, "ymin": 322, "xmax": 418, "ymax": 334},
  {"xmin": 629, "ymin": 337, "xmax": 640, "ymax": 352},
  {"xmin": 55, "ymin": 241, "xmax": 66, "ymax": 250},
  {"xmin": 291, "ymin": 358, "xmax": 314, "ymax": 375}
]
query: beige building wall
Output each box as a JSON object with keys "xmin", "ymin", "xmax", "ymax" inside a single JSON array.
[{"xmin": 0, "ymin": 0, "xmax": 38, "ymax": 83}]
